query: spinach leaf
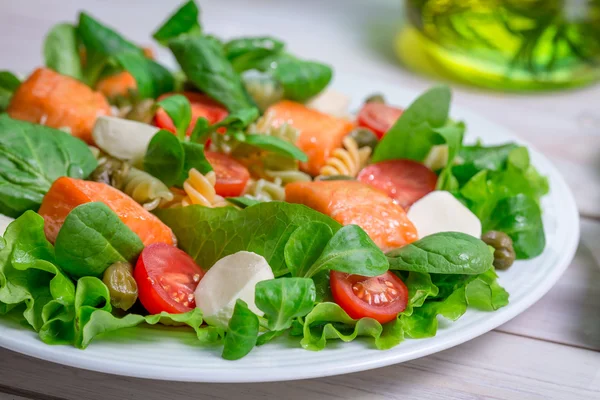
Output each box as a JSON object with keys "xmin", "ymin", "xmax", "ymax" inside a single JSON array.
[
  {"xmin": 0, "ymin": 71, "xmax": 20, "ymax": 112},
  {"xmin": 153, "ymin": 0, "xmax": 201, "ymax": 45},
  {"xmin": 114, "ymin": 51, "xmax": 174, "ymax": 99},
  {"xmin": 78, "ymin": 12, "xmax": 141, "ymax": 58},
  {"xmin": 225, "ymin": 196, "xmax": 262, "ymax": 209},
  {"xmin": 433, "ymin": 121, "xmax": 466, "ymax": 190},
  {"xmin": 486, "ymin": 194, "xmax": 545, "ymax": 259},
  {"xmin": 453, "ymin": 143, "xmax": 519, "ymax": 184},
  {"xmin": 156, "ymin": 94, "xmax": 192, "ymax": 140},
  {"xmin": 222, "ymin": 299, "xmax": 259, "ymax": 360},
  {"xmin": 304, "ymin": 225, "xmax": 389, "ymax": 278},
  {"xmin": 43, "ymin": 23, "xmax": 83, "ymax": 79},
  {"xmin": 225, "ymin": 36, "xmax": 285, "ymax": 73},
  {"xmin": 270, "ymin": 58, "xmax": 333, "ymax": 102},
  {"xmin": 54, "ymin": 202, "xmax": 144, "ymax": 279},
  {"xmin": 255, "ymin": 277, "xmax": 316, "ymax": 331},
  {"xmin": 372, "ymin": 86, "xmax": 452, "ymax": 163},
  {"xmin": 0, "ymin": 115, "xmax": 97, "ymax": 217},
  {"xmin": 243, "ymin": 134, "xmax": 308, "ymax": 162},
  {"xmin": 180, "ymin": 141, "xmax": 212, "ymax": 181},
  {"xmin": 169, "ymin": 35, "xmax": 256, "ymax": 112},
  {"xmin": 386, "ymin": 232, "xmax": 493, "ymax": 274},
  {"xmin": 284, "ymin": 222, "xmax": 333, "ymax": 277},
  {"xmin": 155, "ymin": 202, "xmax": 342, "ymax": 276},
  {"xmin": 143, "ymin": 130, "xmax": 185, "ymax": 187}
]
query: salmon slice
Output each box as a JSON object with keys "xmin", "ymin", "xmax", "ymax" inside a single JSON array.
[
  {"xmin": 264, "ymin": 101, "xmax": 354, "ymax": 176},
  {"xmin": 7, "ymin": 68, "xmax": 111, "ymax": 143},
  {"xmin": 38, "ymin": 177, "xmax": 175, "ymax": 246},
  {"xmin": 285, "ymin": 180, "xmax": 417, "ymax": 251},
  {"xmin": 96, "ymin": 71, "xmax": 137, "ymax": 99}
]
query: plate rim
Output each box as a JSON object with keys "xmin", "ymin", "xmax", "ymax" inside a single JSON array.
[{"xmin": 0, "ymin": 74, "xmax": 580, "ymax": 383}]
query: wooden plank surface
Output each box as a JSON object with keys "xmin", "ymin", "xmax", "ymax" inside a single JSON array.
[{"xmin": 0, "ymin": 331, "xmax": 597, "ymax": 400}]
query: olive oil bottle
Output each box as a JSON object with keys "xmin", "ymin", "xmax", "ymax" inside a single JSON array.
[{"xmin": 399, "ymin": 0, "xmax": 600, "ymax": 90}]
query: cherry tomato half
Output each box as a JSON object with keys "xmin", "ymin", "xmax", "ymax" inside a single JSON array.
[
  {"xmin": 205, "ymin": 151, "xmax": 251, "ymax": 197},
  {"xmin": 134, "ymin": 243, "xmax": 205, "ymax": 314},
  {"xmin": 154, "ymin": 92, "xmax": 228, "ymax": 136},
  {"xmin": 357, "ymin": 102, "xmax": 404, "ymax": 139},
  {"xmin": 330, "ymin": 271, "xmax": 408, "ymax": 324},
  {"xmin": 357, "ymin": 159, "xmax": 437, "ymax": 209}
]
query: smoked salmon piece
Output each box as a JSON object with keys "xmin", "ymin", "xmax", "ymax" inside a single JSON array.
[
  {"xmin": 96, "ymin": 71, "xmax": 137, "ymax": 99},
  {"xmin": 38, "ymin": 177, "xmax": 175, "ymax": 246},
  {"xmin": 264, "ymin": 101, "xmax": 354, "ymax": 176},
  {"xmin": 285, "ymin": 180, "xmax": 417, "ymax": 251},
  {"xmin": 7, "ymin": 68, "xmax": 111, "ymax": 143}
]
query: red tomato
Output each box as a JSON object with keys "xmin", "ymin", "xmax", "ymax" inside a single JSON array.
[
  {"xmin": 330, "ymin": 271, "xmax": 408, "ymax": 324},
  {"xmin": 134, "ymin": 243, "xmax": 205, "ymax": 314},
  {"xmin": 154, "ymin": 92, "xmax": 228, "ymax": 136},
  {"xmin": 205, "ymin": 151, "xmax": 251, "ymax": 197},
  {"xmin": 357, "ymin": 160, "xmax": 437, "ymax": 209},
  {"xmin": 357, "ymin": 103, "xmax": 404, "ymax": 138}
]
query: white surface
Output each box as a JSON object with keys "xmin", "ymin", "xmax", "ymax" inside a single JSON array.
[{"xmin": 0, "ymin": 75, "xmax": 580, "ymax": 383}]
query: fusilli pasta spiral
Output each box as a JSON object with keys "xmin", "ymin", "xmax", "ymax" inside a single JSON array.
[
  {"xmin": 317, "ymin": 137, "xmax": 371, "ymax": 179},
  {"xmin": 244, "ymin": 178, "xmax": 286, "ymax": 202},
  {"xmin": 181, "ymin": 169, "xmax": 229, "ymax": 208},
  {"xmin": 121, "ymin": 167, "xmax": 174, "ymax": 211},
  {"xmin": 247, "ymin": 113, "xmax": 300, "ymax": 144},
  {"xmin": 264, "ymin": 169, "xmax": 312, "ymax": 185}
]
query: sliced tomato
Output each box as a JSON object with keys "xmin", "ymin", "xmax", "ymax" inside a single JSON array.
[
  {"xmin": 154, "ymin": 92, "xmax": 228, "ymax": 137},
  {"xmin": 205, "ymin": 151, "xmax": 251, "ymax": 197},
  {"xmin": 357, "ymin": 159, "xmax": 437, "ymax": 209},
  {"xmin": 134, "ymin": 243, "xmax": 205, "ymax": 314},
  {"xmin": 330, "ymin": 271, "xmax": 408, "ymax": 324},
  {"xmin": 357, "ymin": 102, "xmax": 404, "ymax": 138}
]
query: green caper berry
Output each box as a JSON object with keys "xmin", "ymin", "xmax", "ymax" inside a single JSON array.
[
  {"xmin": 89, "ymin": 157, "xmax": 131, "ymax": 189},
  {"xmin": 102, "ymin": 261, "xmax": 138, "ymax": 311},
  {"xmin": 482, "ymin": 230, "xmax": 516, "ymax": 270},
  {"xmin": 348, "ymin": 128, "xmax": 379, "ymax": 151},
  {"xmin": 365, "ymin": 93, "xmax": 385, "ymax": 104}
]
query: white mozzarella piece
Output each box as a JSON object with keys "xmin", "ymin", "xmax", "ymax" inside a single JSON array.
[
  {"xmin": 306, "ymin": 89, "xmax": 351, "ymax": 118},
  {"xmin": 92, "ymin": 116, "xmax": 159, "ymax": 164}
]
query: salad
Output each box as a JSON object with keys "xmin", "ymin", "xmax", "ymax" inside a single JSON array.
[{"xmin": 0, "ymin": 1, "xmax": 549, "ymax": 361}]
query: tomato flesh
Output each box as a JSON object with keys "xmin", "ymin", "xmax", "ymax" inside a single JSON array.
[
  {"xmin": 134, "ymin": 243, "xmax": 205, "ymax": 314},
  {"xmin": 205, "ymin": 151, "xmax": 250, "ymax": 197},
  {"xmin": 357, "ymin": 102, "xmax": 404, "ymax": 139},
  {"xmin": 330, "ymin": 271, "xmax": 408, "ymax": 324},
  {"xmin": 357, "ymin": 159, "xmax": 437, "ymax": 209},
  {"xmin": 154, "ymin": 92, "xmax": 228, "ymax": 137}
]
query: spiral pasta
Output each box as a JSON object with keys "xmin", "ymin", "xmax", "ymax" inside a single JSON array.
[
  {"xmin": 181, "ymin": 169, "xmax": 229, "ymax": 208},
  {"xmin": 242, "ymin": 73, "xmax": 284, "ymax": 112},
  {"xmin": 121, "ymin": 167, "xmax": 174, "ymax": 211},
  {"xmin": 318, "ymin": 137, "xmax": 371, "ymax": 179},
  {"xmin": 247, "ymin": 113, "xmax": 300, "ymax": 144},
  {"xmin": 264, "ymin": 169, "xmax": 312, "ymax": 185},
  {"xmin": 244, "ymin": 178, "xmax": 286, "ymax": 202}
]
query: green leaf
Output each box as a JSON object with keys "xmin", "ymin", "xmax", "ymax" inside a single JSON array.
[
  {"xmin": 169, "ymin": 35, "xmax": 255, "ymax": 112},
  {"xmin": 464, "ymin": 268, "xmax": 509, "ymax": 311},
  {"xmin": 372, "ymin": 86, "xmax": 452, "ymax": 163},
  {"xmin": 114, "ymin": 52, "xmax": 175, "ymax": 99},
  {"xmin": 153, "ymin": 0, "xmax": 201, "ymax": 45},
  {"xmin": 243, "ymin": 134, "xmax": 308, "ymax": 162},
  {"xmin": 180, "ymin": 141, "xmax": 213, "ymax": 179},
  {"xmin": 453, "ymin": 143, "xmax": 519, "ymax": 184},
  {"xmin": 386, "ymin": 232, "xmax": 493, "ymax": 275},
  {"xmin": 305, "ymin": 225, "xmax": 389, "ymax": 278},
  {"xmin": 54, "ymin": 202, "xmax": 144, "ymax": 279},
  {"xmin": 222, "ymin": 299, "xmax": 259, "ymax": 360},
  {"xmin": 155, "ymin": 202, "xmax": 342, "ymax": 276},
  {"xmin": 43, "ymin": 23, "xmax": 83, "ymax": 79},
  {"xmin": 225, "ymin": 36, "xmax": 285, "ymax": 73},
  {"xmin": 78, "ymin": 12, "xmax": 141, "ymax": 58},
  {"xmin": 0, "ymin": 71, "xmax": 20, "ymax": 112},
  {"xmin": 225, "ymin": 196, "xmax": 262, "ymax": 209},
  {"xmin": 157, "ymin": 94, "xmax": 192, "ymax": 140},
  {"xmin": 255, "ymin": 277, "xmax": 316, "ymax": 331},
  {"xmin": 143, "ymin": 130, "xmax": 185, "ymax": 187},
  {"xmin": 0, "ymin": 115, "xmax": 97, "ymax": 217},
  {"xmin": 486, "ymin": 194, "xmax": 545, "ymax": 259},
  {"xmin": 284, "ymin": 222, "xmax": 333, "ymax": 277},
  {"xmin": 270, "ymin": 58, "xmax": 333, "ymax": 102}
]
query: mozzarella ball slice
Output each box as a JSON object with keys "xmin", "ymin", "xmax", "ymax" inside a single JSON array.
[
  {"xmin": 306, "ymin": 89, "xmax": 351, "ymax": 119},
  {"xmin": 92, "ymin": 116, "xmax": 159, "ymax": 164},
  {"xmin": 407, "ymin": 191, "xmax": 482, "ymax": 239},
  {"xmin": 194, "ymin": 251, "xmax": 274, "ymax": 329}
]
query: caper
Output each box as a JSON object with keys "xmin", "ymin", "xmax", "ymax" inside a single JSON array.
[
  {"xmin": 125, "ymin": 99, "xmax": 157, "ymax": 124},
  {"xmin": 348, "ymin": 127, "xmax": 379, "ymax": 151},
  {"xmin": 89, "ymin": 156, "xmax": 131, "ymax": 189},
  {"xmin": 364, "ymin": 93, "xmax": 385, "ymax": 104},
  {"xmin": 102, "ymin": 261, "xmax": 138, "ymax": 311},
  {"xmin": 482, "ymin": 231, "xmax": 516, "ymax": 270},
  {"xmin": 317, "ymin": 175, "xmax": 355, "ymax": 181}
]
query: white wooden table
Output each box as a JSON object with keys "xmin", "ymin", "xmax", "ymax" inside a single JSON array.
[{"xmin": 1, "ymin": 1, "xmax": 599, "ymax": 399}]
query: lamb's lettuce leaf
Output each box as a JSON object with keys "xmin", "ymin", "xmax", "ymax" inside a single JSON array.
[
  {"xmin": 153, "ymin": 0, "xmax": 202, "ymax": 45},
  {"xmin": 43, "ymin": 23, "xmax": 83, "ymax": 79}
]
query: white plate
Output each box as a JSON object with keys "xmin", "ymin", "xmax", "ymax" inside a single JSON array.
[{"xmin": 0, "ymin": 74, "xmax": 580, "ymax": 383}]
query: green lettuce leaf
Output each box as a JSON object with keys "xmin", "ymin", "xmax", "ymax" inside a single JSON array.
[
  {"xmin": 0, "ymin": 71, "xmax": 20, "ymax": 112},
  {"xmin": 153, "ymin": 0, "xmax": 202, "ymax": 45}
]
